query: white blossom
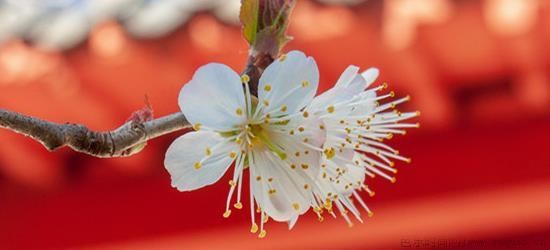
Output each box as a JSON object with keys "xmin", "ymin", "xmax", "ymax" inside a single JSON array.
[
  {"xmin": 165, "ymin": 51, "xmax": 329, "ymax": 237},
  {"xmin": 165, "ymin": 50, "xmax": 419, "ymax": 235}
]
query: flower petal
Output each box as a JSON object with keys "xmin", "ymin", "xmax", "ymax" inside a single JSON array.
[
  {"xmin": 164, "ymin": 131, "xmax": 239, "ymax": 191},
  {"xmin": 179, "ymin": 63, "xmax": 246, "ymax": 132},
  {"xmin": 250, "ymin": 150, "xmax": 311, "ymax": 222},
  {"xmin": 335, "ymin": 65, "xmax": 368, "ymax": 93},
  {"xmin": 361, "ymin": 67, "xmax": 379, "ymax": 88},
  {"xmin": 257, "ymin": 50, "xmax": 319, "ymax": 116},
  {"xmin": 309, "ymin": 65, "xmax": 367, "ymax": 114}
]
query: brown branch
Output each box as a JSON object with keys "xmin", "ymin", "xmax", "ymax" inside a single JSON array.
[{"xmin": 0, "ymin": 109, "xmax": 189, "ymax": 158}]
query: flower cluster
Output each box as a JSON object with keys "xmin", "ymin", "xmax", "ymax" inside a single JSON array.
[{"xmin": 164, "ymin": 51, "xmax": 419, "ymax": 238}]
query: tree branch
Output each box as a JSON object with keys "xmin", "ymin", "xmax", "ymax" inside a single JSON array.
[{"xmin": 0, "ymin": 109, "xmax": 189, "ymax": 158}]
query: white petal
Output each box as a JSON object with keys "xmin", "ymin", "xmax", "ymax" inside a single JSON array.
[
  {"xmin": 288, "ymin": 214, "xmax": 299, "ymax": 230},
  {"xmin": 179, "ymin": 63, "xmax": 246, "ymax": 131},
  {"xmin": 257, "ymin": 50, "xmax": 319, "ymax": 116},
  {"xmin": 335, "ymin": 65, "xmax": 367, "ymax": 92},
  {"xmin": 309, "ymin": 65, "xmax": 367, "ymax": 113},
  {"xmin": 266, "ymin": 116, "xmax": 324, "ymax": 179},
  {"xmin": 250, "ymin": 150, "xmax": 311, "ymax": 222},
  {"xmin": 361, "ymin": 67, "xmax": 379, "ymax": 88},
  {"xmin": 318, "ymin": 149, "xmax": 364, "ymax": 196},
  {"xmin": 308, "ymin": 86, "xmax": 355, "ymax": 113},
  {"xmin": 164, "ymin": 131, "xmax": 238, "ymax": 191}
]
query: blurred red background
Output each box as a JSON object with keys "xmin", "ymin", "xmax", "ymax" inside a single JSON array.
[{"xmin": 1, "ymin": 0, "xmax": 549, "ymax": 249}]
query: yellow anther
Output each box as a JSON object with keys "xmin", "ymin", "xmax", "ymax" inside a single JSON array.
[
  {"xmin": 382, "ymin": 82, "xmax": 388, "ymax": 89},
  {"xmin": 193, "ymin": 123, "xmax": 202, "ymax": 131},
  {"xmin": 324, "ymin": 147, "xmax": 335, "ymax": 159},
  {"xmin": 295, "ymin": 152, "xmax": 300, "ymax": 157},
  {"xmin": 348, "ymin": 222, "xmax": 354, "ymax": 228},
  {"xmin": 303, "ymin": 138, "xmax": 309, "ymax": 143},
  {"xmin": 303, "ymin": 111, "xmax": 309, "ymax": 118},
  {"xmin": 405, "ymin": 158, "xmax": 412, "ymax": 163},
  {"xmin": 298, "ymin": 127, "xmax": 304, "ymax": 132},
  {"xmin": 416, "ymin": 111, "xmax": 421, "ymax": 116},
  {"xmin": 386, "ymin": 133, "xmax": 394, "ymax": 139},
  {"xmin": 340, "ymin": 120, "xmax": 345, "ymax": 124},
  {"xmin": 263, "ymin": 216, "xmax": 269, "ymax": 223},
  {"xmin": 368, "ymin": 211, "xmax": 374, "ymax": 217},
  {"xmin": 327, "ymin": 106, "xmax": 335, "ymax": 113},
  {"xmin": 318, "ymin": 216, "xmax": 324, "ymax": 222},
  {"xmin": 289, "ymin": 129, "xmax": 295, "ymax": 135},
  {"xmin": 235, "ymin": 138, "xmax": 242, "ymax": 144},
  {"xmin": 281, "ymin": 105, "xmax": 287, "ymax": 112},
  {"xmin": 322, "ymin": 172, "xmax": 327, "ymax": 178},
  {"xmin": 263, "ymin": 100, "xmax": 269, "ymax": 106},
  {"xmin": 304, "ymin": 150, "xmax": 309, "ymax": 155},
  {"xmin": 256, "ymin": 176, "xmax": 262, "ymax": 181},
  {"xmin": 235, "ymin": 108, "xmax": 243, "ymax": 116},
  {"xmin": 223, "ymin": 210, "xmax": 231, "ymax": 218},
  {"xmin": 279, "ymin": 53, "xmax": 287, "ymax": 61},
  {"xmin": 301, "ymin": 164, "xmax": 309, "ymax": 169},
  {"xmin": 264, "ymin": 84, "xmax": 272, "ymax": 92},
  {"xmin": 389, "ymin": 162, "xmax": 395, "ymax": 167},
  {"xmin": 194, "ymin": 162, "xmax": 202, "ymax": 170},
  {"xmin": 292, "ymin": 203, "xmax": 300, "ymax": 211},
  {"xmin": 241, "ymin": 74, "xmax": 250, "ymax": 83},
  {"xmin": 205, "ymin": 147, "xmax": 212, "ymax": 156},
  {"xmin": 319, "ymin": 124, "xmax": 325, "ymax": 130},
  {"xmin": 290, "ymin": 164, "xmax": 296, "ymax": 169},
  {"xmin": 301, "ymin": 80, "xmax": 310, "ymax": 87},
  {"xmin": 258, "ymin": 230, "xmax": 267, "ymax": 238},
  {"xmin": 234, "ymin": 202, "xmax": 243, "ymax": 209},
  {"xmin": 303, "ymin": 184, "xmax": 309, "ymax": 190},
  {"xmin": 267, "ymin": 177, "xmax": 273, "ymax": 182},
  {"xmin": 390, "ymin": 177, "xmax": 397, "ymax": 183},
  {"xmin": 250, "ymin": 223, "xmax": 259, "ymax": 233},
  {"xmin": 229, "ymin": 180, "xmax": 236, "ymax": 186},
  {"xmin": 268, "ymin": 189, "xmax": 277, "ymax": 195},
  {"xmin": 389, "ymin": 91, "xmax": 395, "ymax": 97},
  {"xmin": 229, "ymin": 152, "xmax": 237, "ymax": 158}
]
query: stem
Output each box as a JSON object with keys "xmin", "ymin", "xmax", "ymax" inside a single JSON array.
[{"xmin": 0, "ymin": 109, "xmax": 189, "ymax": 158}]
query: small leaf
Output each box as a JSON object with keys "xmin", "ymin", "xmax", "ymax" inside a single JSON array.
[{"xmin": 240, "ymin": 0, "xmax": 260, "ymax": 45}]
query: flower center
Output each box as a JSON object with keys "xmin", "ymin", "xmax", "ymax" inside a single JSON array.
[{"xmin": 247, "ymin": 124, "xmax": 287, "ymax": 160}]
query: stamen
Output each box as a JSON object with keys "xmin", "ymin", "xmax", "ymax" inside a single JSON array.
[
  {"xmin": 235, "ymin": 108, "xmax": 243, "ymax": 116},
  {"xmin": 223, "ymin": 210, "xmax": 231, "ymax": 218},
  {"xmin": 241, "ymin": 74, "xmax": 250, "ymax": 83},
  {"xmin": 193, "ymin": 123, "xmax": 202, "ymax": 131},
  {"xmin": 250, "ymin": 223, "xmax": 259, "ymax": 233},
  {"xmin": 194, "ymin": 162, "xmax": 202, "ymax": 170},
  {"xmin": 234, "ymin": 202, "xmax": 243, "ymax": 209}
]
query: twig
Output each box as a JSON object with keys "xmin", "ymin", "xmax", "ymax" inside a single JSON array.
[{"xmin": 0, "ymin": 109, "xmax": 189, "ymax": 158}]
